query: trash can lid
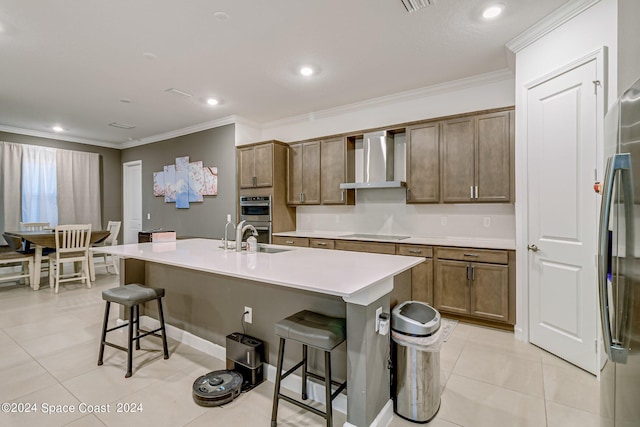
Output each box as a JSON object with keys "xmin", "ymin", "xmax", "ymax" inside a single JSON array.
[{"xmin": 391, "ymin": 301, "xmax": 441, "ymax": 337}]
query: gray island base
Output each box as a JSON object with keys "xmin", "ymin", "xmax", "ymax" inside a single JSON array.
[{"xmin": 95, "ymin": 239, "xmax": 420, "ymax": 427}]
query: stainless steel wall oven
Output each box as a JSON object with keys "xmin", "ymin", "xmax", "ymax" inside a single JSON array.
[{"xmin": 240, "ymin": 195, "xmax": 272, "ymax": 244}]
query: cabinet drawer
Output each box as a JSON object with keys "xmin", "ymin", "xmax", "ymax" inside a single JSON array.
[
  {"xmin": 334, "ymin": 240, "xmax": 396, "ymax": 255},
  {"xmin": 272, "ymin": 236, "xmax": 310, "ymax": 247},
  {"xmin": 397, "ymin": 244, "xmax": 433, "ymax": 258},
  {"xmin": 436, "ymin": 247, "xmax": 508, "ymax": 264},
  {"xmin": 309, "ymin": 239, "xmax": 335, "ymax": 250}
]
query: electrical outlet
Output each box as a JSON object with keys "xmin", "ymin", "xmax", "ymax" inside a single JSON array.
[
  {"xmin": 244, "ymin": 306, "xmax": 252, "ymax": 324},
  {"xmin": 375, "ymin": 307, "xmax": 382, "ymax": 332},
  {"xmin": 483, "ymin": 217, "xmax": 491, "ymax": 228},
  {"xmin": 441, "ymin": 217, "xmax": 448, "ymax": 226}
]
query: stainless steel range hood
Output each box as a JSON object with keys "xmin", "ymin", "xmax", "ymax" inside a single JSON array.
[{"xmin": 340, "ymin": 130, "xmax": 406, "ymax": 189}]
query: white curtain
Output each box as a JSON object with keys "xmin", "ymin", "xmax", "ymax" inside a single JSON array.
[
  {"xmin": 21, "ymin": 144, "xmax": 58, "ymax": 226},
  {"xmin": 0, "ymin": 141, "xmax": 23, "ymax": 243},
  {"xmin": 56, "ymin": 149, "xmax": 101, "ymax": 229}
]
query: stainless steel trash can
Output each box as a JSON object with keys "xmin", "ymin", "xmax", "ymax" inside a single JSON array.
[{"xmin": 391, "ymin": 301, "xmax": 442, "ymax": 423}]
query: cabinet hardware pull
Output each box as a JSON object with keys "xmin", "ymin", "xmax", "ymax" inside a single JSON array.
[
  {"xmin": 285, "ymin": 240, "xmax": 294, "ymax": 244},
  {"xmin": 475, "ymin": 186, "xmax": 478, "ymax": 199},
  {"xmin": 463, "ymin": 253, "xmax": 479, "ymax": 257},
  {"xmin": 253, "ymin": 176, "xmax": 257, "ymax": 187},
  {"xmin": 341, "ymin": 191, "xmax": 344, "ymax": 202},
  {"xmin": 466, "ymin": 265, "xmax": 470, "ymax": 280},
  {"xmin": 408, "ymin": 249, "xmax": 422, "ymax": 254},
  {"xmin": 301, "ymin": 192, "xmax": 305, "ymax": 203},
  {"xmin": 470, "ymin": 186, "xmax": 474, "ymax": 199},
  {"xmin": 471, "ymin": 265, "xmax": 475, "ymax": 281},
  {"xmin": 316, "ymin": 242, "xmax": 327, "ymax": 246},
  {"xmin": 407, "ymin": 189, "xmax": 411, "ymax": 200}
]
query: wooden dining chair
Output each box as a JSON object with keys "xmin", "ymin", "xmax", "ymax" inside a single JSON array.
[
  {"xmin": 48, "ymin": 224, "xmax": 92, "ymax": 293},
  {"xmin": 92, "ymin": 220, "xmax": 121, "ymax": 274},
  {"xmin": 0, "ymin": 234, "xmax": 34, "ymax": 287}
]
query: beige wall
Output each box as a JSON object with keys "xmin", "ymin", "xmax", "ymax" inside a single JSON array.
[
  {"xmin": 121, "ymin": 124, "xmax": 236, "ymax": 239},
  {"xmin": 0, "ymin": 131, "xmax": 122, "ymax": 228}
]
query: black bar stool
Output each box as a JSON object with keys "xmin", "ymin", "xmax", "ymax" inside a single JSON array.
[
  {"xmin": 97, "ymin": 283, "xmax": 169, "ymax": 378},
  {"xmin": 271, "ymin": 310, "xmax": 346, "ymax": 427}
]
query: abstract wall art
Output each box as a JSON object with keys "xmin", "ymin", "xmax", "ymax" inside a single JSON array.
[{"xmin": 153, "ymin": 156, "xmax": 218, "ymax": 209}]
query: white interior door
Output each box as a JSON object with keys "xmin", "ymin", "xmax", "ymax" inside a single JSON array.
[
  {"xmin": 527, "ymin": 59, "xmax": 599, "ymax": 374},
  {"xmin": 123, "ymin": 160, "xmax": 142, "ymax": 244}
]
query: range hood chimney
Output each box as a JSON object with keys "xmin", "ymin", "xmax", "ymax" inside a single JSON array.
[{"xmin": 340, "ymin": 130, "xmax": 406, "ymax": 190}]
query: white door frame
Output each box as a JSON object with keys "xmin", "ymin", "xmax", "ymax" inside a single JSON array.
[
  {"xmin": 515, "ymin": 47, "xmax": 607, "ymax": 349},
  {"xmin": 122, "ymin": 160, "xmax": 142, "ymax": 245}
]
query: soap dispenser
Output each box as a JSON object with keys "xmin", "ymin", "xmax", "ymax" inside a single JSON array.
[{"xmin": 247, "ymin": 235, "xmax": 257, "ymax": 253}]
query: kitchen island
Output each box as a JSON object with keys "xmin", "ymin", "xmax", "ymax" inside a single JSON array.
[{"xmin": 93, "ymin": 238, "xmax": 421, "ymax": 427}]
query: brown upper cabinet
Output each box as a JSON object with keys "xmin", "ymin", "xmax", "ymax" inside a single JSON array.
[
  {"xmin": 321, "ymin": 137, "xmax": 355, "ymax": 205},
  {"xmin": 406, "ymin": 123, "xmax": 440, "ymax": 203},
  {"xmin": 238, "ymin": 143, "xmax": 275, "ymax": 189},
  {"xmin": 287, "ymin": 141, "xmax": 321, "ymax": 205},
  {"xmin": 441, "ymin": 110, "xmax": 513, "ymax": 203}
]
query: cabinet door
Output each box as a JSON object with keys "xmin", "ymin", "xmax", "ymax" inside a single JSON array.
[
  {"xmin": 411, "ymin": 259, "xmax": 434, "ymax": 306},
  {"xmin": 238, "ymin": 147, "xmax": 256, "ymax": 188},
  {"xmin": 442, "ymin": 117, "xmax": 475, "ymax": 202},
  {"xmin": 434, "ymin": 259, "xmax": 470, "ymax": 315},
  {"xmin": 254, "ymin": 143, "xmax": 274, "ymax": 188},
  {"xmin": 321, "ymin": 138, "xmax": 347, "ymax": 204},
  {"xmin": 476, "ymin": 111, "xmax": 511, "ymax": 202},
  {"xmin": 287, "ymin": 143, "xmax": 303, "ymax": 205},
  {"xmin": 406, "ymin": 123, "xmax": 440, "ymax": 203},
  {"xmin": 470, "ymin": 262, "xmax": 509, "ymax": 322},
  {"xmin": 302, "ymin": 141, "xmax": 321, "ymax": 204}
]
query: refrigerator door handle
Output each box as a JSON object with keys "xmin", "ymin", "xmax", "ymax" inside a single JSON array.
[{"xmin": 598, "ymin": 153, "xmax": 631, "ymax": 364}]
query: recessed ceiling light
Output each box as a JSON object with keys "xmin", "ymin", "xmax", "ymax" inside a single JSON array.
[
  {"xmin": 207, "ymin": 98, "xmax": 219, "ymax": 106},
  {"xmin": 482, "ymin": 4, "xmax": 504, "ymax": 19},
  {"xmin": 299, "ymin": 66, "xmax": 315, "ymax": 77},
  {"xmin": 52, "ymin": 126, "xmax": 64, "ymax": 132},
  {"xmin": 213, "ymin": 11, "xmax": 230, "ymax": 21}
]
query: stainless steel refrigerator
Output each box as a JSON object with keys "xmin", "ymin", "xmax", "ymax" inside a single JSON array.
[{"xmin": 598, "ymin": 77, "xmax": 640, "ymax": 427}]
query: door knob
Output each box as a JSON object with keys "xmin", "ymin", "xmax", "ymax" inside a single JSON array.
[{"xmin": 527, "ymin": 244, "xmax": 539, "ymax": 252}]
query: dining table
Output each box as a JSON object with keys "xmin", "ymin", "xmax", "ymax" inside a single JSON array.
[{"xmin": 3, "ymin": 229, "xmax": 110, "ymax": 290}]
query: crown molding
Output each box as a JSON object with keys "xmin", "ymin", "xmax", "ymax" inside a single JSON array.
[
  {"xmin": 0, "ymin": 124, "xmax": 119, "ymax": 149},
  {"xmin": 506, "ymin": 0, "xmax": 601, "ymax": 53},
  {"xmin": 261, "ymin": 69, "xmax": 514, "ymax": 130},
  {"xmin": 119, "ymin": 115, "xmax": 238, "ymax": 149}
]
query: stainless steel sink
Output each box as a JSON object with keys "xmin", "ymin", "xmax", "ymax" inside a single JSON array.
[{"xmin": 257, "ymin": 245, "xmax": 293, "ymax": 254}]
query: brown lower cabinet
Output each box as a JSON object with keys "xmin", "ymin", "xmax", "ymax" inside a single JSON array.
[
  {"xmin": 271, "ymin": 236, "xmax": 309, "ymax": 247},
  {"xmin": 434, "ymin": 247, "xmax": 513, "ymax": 324},
  {"xmin": 271, "ymin": 236, "xmax": 514, "ymax": 326},
  {"xmin": 397, "ymin": 244, "xmax": 434, "ymax": 306}
]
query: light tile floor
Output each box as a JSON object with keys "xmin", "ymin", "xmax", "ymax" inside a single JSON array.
[{"xmin": 0, "ymin": 273, "xmax": 600, "ymax": 427}]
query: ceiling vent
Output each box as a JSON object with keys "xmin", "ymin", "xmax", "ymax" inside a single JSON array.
[
  {"xmin": 108, "ymin": 122, "xmax": 136, "ymax": 129},
  {"xmin": 400, "ymin": 0, "xmax": 434, "ymax": 13},
  {"xmin": 165, "ymin": 87, "xmax": 193, "ymax": 97}
]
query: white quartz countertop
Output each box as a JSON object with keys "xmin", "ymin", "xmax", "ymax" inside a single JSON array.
[
  {"xmin": 93, "ymin": 239, "xmax": 422, "ymax": 300},
  {"xmin": 273, "ymin": 230, "xmax": 516, "ymax": 250}
]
